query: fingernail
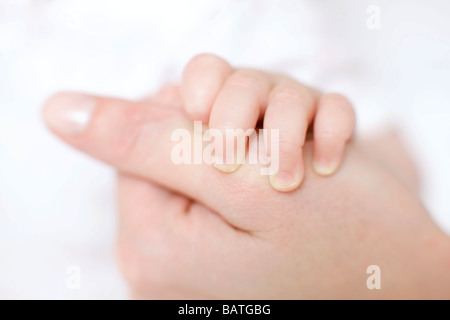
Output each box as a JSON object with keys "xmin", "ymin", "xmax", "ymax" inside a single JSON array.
[
  {"xmin": 213, "ymin": 140, "xmax": 245, "ymax": 173},
  {"xmin": 270, "ymin": 170, "xmax": 301, "ymax": 192},
  {"xmin": 213, "ymin": 162, "xmax": 241, "ymax": 173},
  {"xmin": 213, "ymin": 151, "xmax": 242, "ymax": 173},
  {"xmin": 44, "ymin": 93, "xmax": 96, "ymax": 135},
  {"xmin": 313, "ymin": 158, "xmax": 339, "ymax": 176}
]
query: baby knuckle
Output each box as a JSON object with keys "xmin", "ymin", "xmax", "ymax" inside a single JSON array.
[
  {"xmin": 322, "ymin": 93, "xmax": 353, "ymax": 111},
  {"xmin": 187, "ymin": 53, "xmax": 225, "ymax": 71},
  {"xmin": 273, "ymin": 84, "xmax": 312, "ymax": 105},
  {"xmin": 317, "ymin": 129, "xmax": 341, "ymax": 143},
  {"xmin": 273, "ymin": 90, "xmax": 301, "ymax": 105},
  {"xmin": 227, "ymin": 70, "xmax": 261, "ymax": 91}
]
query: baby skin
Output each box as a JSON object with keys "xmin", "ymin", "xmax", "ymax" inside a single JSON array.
[
  {"xmin": 180, "ymin": 54, "xmax": 355, "ymax": 191},
  {"xmin": 42, "ymin": 55, "xmax": 450, "ymax": 299}
]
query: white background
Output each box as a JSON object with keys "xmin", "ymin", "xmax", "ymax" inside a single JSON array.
[{"xmin": 0, "ymin": 0, "xmax": 449, "ymax": 299}]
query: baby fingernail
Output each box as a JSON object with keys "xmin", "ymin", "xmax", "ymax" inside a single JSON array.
[
  {"xmin": 213, "ymin": 151, "xmax": 243, "ymax": 173},
  {"xmin": 213, "ymin": 163, "xmax": 241, "ymax": 173},
  {"xmin": 44, "ymin": 93, "xmax": 96, "ymax": 135},
  {"xmin": 270, "ymin": 170, "xmax": 301, "ymax": 192},
  {"xmin": 314, "ymin": 158, "xmax": 339, "ymax": 176},
  {"xmin": 213, "ymin": 141, "xmax": 245, "ymax": 173}
]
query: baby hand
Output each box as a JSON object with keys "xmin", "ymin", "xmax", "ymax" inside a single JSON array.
[{"xmin": 181, "ymin": 54, "xmax": 356, "ymax": 192}]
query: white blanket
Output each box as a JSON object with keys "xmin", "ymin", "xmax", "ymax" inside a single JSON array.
[{"xmin": 0, "ymin": 0, "xmax": 449, "ymax": 299}]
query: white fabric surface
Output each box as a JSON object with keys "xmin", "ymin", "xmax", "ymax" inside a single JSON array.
[{"xmin": 0, "ymin": 0, "xmax": 449, "ymax": 299}]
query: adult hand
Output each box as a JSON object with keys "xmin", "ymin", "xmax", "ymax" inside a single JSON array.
[{"xmin": 42, "ymin": 88, "xmax": 450, "ymax": 299}]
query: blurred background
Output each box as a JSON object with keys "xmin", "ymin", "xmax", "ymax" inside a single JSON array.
[{"xmin": 0, "ymin": 0, "xmax": 449, "ymax": 299}]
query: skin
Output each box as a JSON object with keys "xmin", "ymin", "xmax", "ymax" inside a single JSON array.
[
  {"xmin": 181, "ymin": 54, "xmax": 356, "ymax": 192},
  {"xmin": 42, "ymin": 86, "xmax": 450, "ymax": 299}
]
